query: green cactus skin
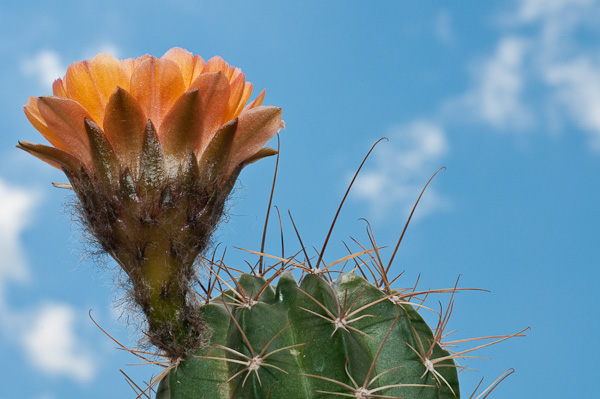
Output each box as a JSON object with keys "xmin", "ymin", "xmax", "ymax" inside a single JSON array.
[{"xmin": 156, "ymin": 271, "xmax": 459, "ymax": 399}]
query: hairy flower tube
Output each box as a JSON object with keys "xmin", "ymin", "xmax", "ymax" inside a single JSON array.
[{"xmin": 19, "ymin": 48, "xmax": 284, "ymax": 358}]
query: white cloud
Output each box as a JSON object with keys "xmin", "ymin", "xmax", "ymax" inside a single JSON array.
[
  {"xmin": 516, "ymin": 0, "xmax": 594, "ymax": 23},
  {"xmin": 545, "ymin": 57, "xmax": 600, "ymax": 149},
  {"xmin": 353, "ymin": 120, "xmax": 450, "ymax": 221},
  {"xmin": 443, "ymin": 0, "xmax": 600, "ymax": 151},
  {"xmin": 0, "ymin": 179, "xmax": 96, "ymax": 383},
  {"xmin": 0, "ymin": 179, "xmax": 39, "ymax": 306},
  {"xmin": 22, "ymin": 303, "xmax": 96, "ymax": 382},
  {"xmin": 450, "ymin": 36, "xmax": 532, "ymax": 130},
  {"xmin": 516, "ymin": 0, "xmax": 600, "ymax": 150},
  {"xmin": 21, "ymin": 50, "xmax": 66, "ymax": 87}
]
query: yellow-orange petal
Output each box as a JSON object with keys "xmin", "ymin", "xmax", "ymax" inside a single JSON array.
[
  {"xmin": 17, "ymin": 141, "xmax": 84, "ymax": 173},
  {"xmin": 162, "ymin": 47, "xmax": 205, "ymax": 89},
  {"xmin": 202, "ymin": 56, "xmax": 236, "ymax": 80},
  {"xmin": 229, "ymin": 66, "xmax": 243, "ymax": 83},
  {"xmin": 37, "ymin": 96, "xmax": 94, "ymax": 169},
  {"xmin": 225, "ymin": 73, "xmax": 246, "ymax": 122},
  {"xmin": 64, "ymin": 54, "xmax": 130, "ymax": 128},
  {"xmin": 226, "ymin": 106, "xmax": 284, "ymax": 177},
  {"xmin": 103, "ymin": 87, "xmax": 147, "ymax": 174},
  {"xmin": 189, "ymin": 71, "xmax": 231, "ymax": 154},
  {"xmin": 130, "ymin": 57, "xmax": 186, "ymax": 131},
  {"xmin": 52, "ymin": 78, "xmax": 68, "ymax": 97},
  {"xmin": 24, "ymin": 97, "xmax": 68, "ymax": 152},
  {"xmin": 197, "ymin": 119, "xmax": 237, "ymax": 180},
  {"xmin": 159, "ymin": 88, "xmax": 203, "ymax": 171},
  {"xmin": 245, "ymin": 88, "xmax": 265, "ymax": 110},
  {"xmin": 120, "ymin": 58, "xmax": 136, "ymax": 76},
  {"xmin": 232, "ymin": 82, "xmax": 254, "ymax": 117}
]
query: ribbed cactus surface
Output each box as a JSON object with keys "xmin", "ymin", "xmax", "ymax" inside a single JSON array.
[{"xmin": 156, "ymin": 271, "xmax": 459, "ymax": 399}]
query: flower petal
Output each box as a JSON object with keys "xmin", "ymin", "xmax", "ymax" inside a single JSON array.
[
  {"xmin": 197, "ymin": 119, "xmax": 237, "ymax": 184},
  {"xmin": 52, "ymin": 78, "xmax": 68, "ymax": 97},
  {"xmin": 120, "ymin": 55, "xmax": 150, "ymax": 76},
  {"xmin": 245, "ymin": 88, "xmax": 265, "ymax": 110},
  {"xmin": 103, "ymin": 87, "xmax": 147, "ymax": 175},
  {"xmin": 24, "ymin": 97, "xmax": 68, "ymax": 151},
  {"xmin": 243, "ymin": 147, "xmax": 278, "ymax": 165},
  {"xmin": 130, "ymin": 57, "xmax": 186, "ymax": 131},
  {"xmin": 231, "ymin": 82, "xmax": 254, "ymax": 118},
  {"xmin": 202, "ymin": 56, "xmax": 230, "ymax": 76},
  {"xmin": 64, "ymin": 53, "xmax": 130, "ymax": 128},
  {"xmin": 37, "ymin": 96, "xmax": 94, "ymax": 169},
  {"xmin": 17, "ymin": 141, "xmax": 84, "ymax": 174},
  {"xmin": 189, "ymin": 71, "xmax": 231, "ymax": 154},
  {"xmin": 162, "ymin": 47, "xmax": 205, "ymax": 89},
  {"xmin": 159, "ymin": 88, "xmax": 202, "ymax": 172},
  {"xmin": 224, "ymin": 73, "xmax": 246, "ymax": 122},
  {"xmin": 226, "ymin": 106, "xmax": 284, "ymax": 177}
]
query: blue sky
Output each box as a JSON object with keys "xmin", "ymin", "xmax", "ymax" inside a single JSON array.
[{"xmin": 1, "ymin": 0, "xmax": 598, "ymax": 398}]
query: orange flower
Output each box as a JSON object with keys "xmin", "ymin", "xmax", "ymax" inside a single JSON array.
[
  {"xmin": 18, "ymin": 48, "xmax": 284, "ymax": 357},
  {"xmin": 20, "ymin": 47, "xmax": 283, "ymax": 181}
]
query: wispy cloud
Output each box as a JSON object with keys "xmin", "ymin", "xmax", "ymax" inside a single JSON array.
[
  {"xmin": 20, "ymin": 50, "xmax": 66, "ymax": 87},
  {"xmin": 448, "ymin": 36, "xmax": 532, "ymax": 130},
  {"xmin": 545, "ymin": 57, "xmax": 600, "ymax": 149},
  {"xmin": 22, "ymin": 303, "xmax": 96, "ymax": 382},
  {"xmin": 515, "ymin": 0, "xmax": 594, "ymax": 23},
  {"xmin": 353, "ymin": 120, "xmax": 450, "ymax": 221},
  {"xmin": 448, "ymin": 0, "xmax": 600, "ymax": 147},
  {"xmin": 0, "ymin": 178, "xmax": 39, "ymax": 306},
  {"xmin": 353, "ymin": 0, "xmax": 600, "ymax": 222},
  {"xmin": 0, "ymin": 178, "xmax": 97, "ymax": 383}
]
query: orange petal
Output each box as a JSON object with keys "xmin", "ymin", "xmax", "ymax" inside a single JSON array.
[
  {"xmin": 189, "ymin": 71, "xmax": 231, "ymax": 154},
  {"xmin": 120, "ymin": 58, "xmax": 136, "ymax": 76},
  {"xmin": 162, "ymin": 47, "xmax": 205, "ymax": 89},
  {"xmin": 52, "ymin": 78, "xmax": 68, "ymax": 97},
  {"xmin": 232, "ymin": 82, "xmax": 254, "ymax": 119},
  {"xmin": 17, "ymin": 141, "xmax": 84, "ymax": 173},
  {"xmin": 245, "ymin": 89, "xmax": 265, "ymax": 110},
  {"xmin": 37, "ymin": 96, "xmax": 94, "ymax": 169},
  {"xmin": 24, "ymin": 97, "xmax": 68, "ymax": 151},
  {"xmin": 225, "ymin": 73, "xmax": 246, "ymax": 122},
  {"xmin": 202, "ymin": 56, "xmax": 233, "ymax": 78},
  {"xmin": 197, "ymin": 119, "xmax": 237, "ymax": 181},
  {"xmin": 226, "ymin": 106, "xmax": 284, "ymax": 177},
  {"xmin": 103, "ymin": 87, "xmax": 147, "ymax": 174},
  {"xmin": 64, "ymin": 53, "xmax": 130, "ymax": 128},
  {"xmin": 229, "ymin": 66, "xmax": 243, "ymax": 82},
  {"xmin": 130, "ymin": 57, "xmax": 186, "ymax": 131},
  {"xmin": 189, "ymin": 55, "xmax": 206, "ymax": 86},
  {"xmin": 159, "ymin": 88, "xmax": 203, "ymax": 171}
]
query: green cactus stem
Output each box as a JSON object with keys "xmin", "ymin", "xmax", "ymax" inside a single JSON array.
[{"xmin": 156, "ymin": 272, "xmax": 460, "ymax": 399}]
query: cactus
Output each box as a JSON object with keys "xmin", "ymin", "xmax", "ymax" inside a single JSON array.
[
  {"xmin": 155, "ymin": 271, "xmax": 461, "ymax": 399},
  {"xmin": 20, "ymin": 48, "xmax": 524, "ymax": 399}
]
